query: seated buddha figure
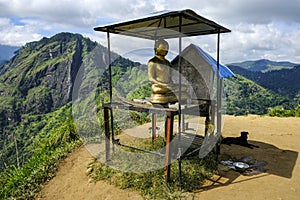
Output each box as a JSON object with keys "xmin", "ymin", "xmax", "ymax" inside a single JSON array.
[{"xmin": 148, "ymin": 39, "xmax": 186, "ymax": 104}]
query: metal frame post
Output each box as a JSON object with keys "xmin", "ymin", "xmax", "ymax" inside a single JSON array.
[
  {"xmin": 107, "ymin": 30, "xmax": 115, "ymax": 146},
  {"xmin": 177, "ymin": 14, "xmax": 183, "ymax": 190},
  {"xmin": 216, "ymin": 32, "xmax": 222, "ymax": 158}
]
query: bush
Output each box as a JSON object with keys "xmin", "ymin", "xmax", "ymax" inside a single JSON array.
[{"xmin": 267, "ymin": 105, "xmax": 300, "ymax": 117}]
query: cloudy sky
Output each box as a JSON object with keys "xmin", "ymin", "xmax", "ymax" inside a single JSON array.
[{"xmin": 1, "ymin": 0, "xmax": 300, "ymax": 64}]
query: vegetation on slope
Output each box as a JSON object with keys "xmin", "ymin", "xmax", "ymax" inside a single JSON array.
[
  {"xmin": 267, "ymin": 105, "xmax": 300, "ymax": 117},
  {"xmin": 228, "ymin": 64, "xmax": 300, "ymax": 102},
  {"xmin": 223, "ymin": 75, "xmax": 288, "ymax": 115},
  {"xmin": 0, "ymin": 33, "xmax": 98, "ymax": 170},
  {"xmin": 0, "ymin": 104, "xmax": 82, "ymax": 199}
]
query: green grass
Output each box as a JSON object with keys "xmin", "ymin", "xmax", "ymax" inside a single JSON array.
[
  {"xmin": 0, "ymin": 140, "xmax": 81, "ymax": 199},
  {"xmin": 267, "ymin": 105, "xmax": 300, "ymax": 117},
  {"xmin": 0, "ymin": 104, "xmax": 82, "ymax": 199},
  {"xmin": 88, "ymin": 136, "xmax": 217, "ymax": 199}
]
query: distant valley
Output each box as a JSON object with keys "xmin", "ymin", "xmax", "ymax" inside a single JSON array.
[{"xmin": 228, "ymin": 61, "xmax": 300, "ymax": 99}]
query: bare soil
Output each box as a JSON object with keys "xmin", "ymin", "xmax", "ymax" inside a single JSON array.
[{"xmin": 38, "ymin": 115, "xmax": 300, "ymax": 200}]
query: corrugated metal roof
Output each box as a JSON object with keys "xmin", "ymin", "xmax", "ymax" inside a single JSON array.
[{"xmin": 94, "ymin": 9, "xmax": 230, "ymax": 40}]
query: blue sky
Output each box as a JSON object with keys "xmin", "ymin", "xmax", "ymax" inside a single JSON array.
[{"xmin": 1, "ymin": 0, "xmax": 300, "ymax": 64}]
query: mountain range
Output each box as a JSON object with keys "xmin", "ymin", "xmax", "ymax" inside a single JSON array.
[
  {"xmin": 1, "ymin": 33, "xmax": 299, "ymax": 124},
  {"xmin": 0, "ymin": 33, "xmax": 137, "ymax": 173},
  {"xmin": 229, "ymin": 59, "xmax": 298, "ymax": 72},
  {"xmin": 228, "ymin": 63, "xmax": 300, "ymax": 100}
]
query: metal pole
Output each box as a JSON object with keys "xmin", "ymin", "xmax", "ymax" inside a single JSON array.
[
  {"xmin": 178, "ymin": 14, "xmax": 183, "ymax": 191},
  {"xmin": 107, "ymin": 30, "xmax": 112, "ymax": 104},
  {"xmin": 107, "ymin": 30, "xmax": 115, "ymax": 145},
  {"xmin": 216, "ymin": 32, "xmax": 222, "ymax": 158}
]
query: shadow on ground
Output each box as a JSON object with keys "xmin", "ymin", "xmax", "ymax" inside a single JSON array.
[{"xmin": 198, "ymin": 141, "xmax": 298, "ymax": 191}]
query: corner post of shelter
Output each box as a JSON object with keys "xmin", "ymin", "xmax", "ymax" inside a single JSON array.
[
  {"xmin": 106, "ymin": 30, "xmax": 115, "ymax": 148},
  {"xmin": 216, "ymin": 31, "xmax": 222, "ymax": 157},
  {"xmin": 177, "ymin": 13, "xmax": 183, "ymax": 190}
]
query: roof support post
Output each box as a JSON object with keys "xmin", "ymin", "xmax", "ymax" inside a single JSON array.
[
  {"xmin": 107, "ymin": 30, "xmax": 115, "ymax": 143},
  {"xmin": 216, "ymin": 31, "xmax": 222, "ymax": 158},
  {"xmin": 177, "ymin": 13, "xmax": 183, "ymax": 191},
  {"xmin": 107, "ymin": 31, "xmax": 112, "ymax": 103}
]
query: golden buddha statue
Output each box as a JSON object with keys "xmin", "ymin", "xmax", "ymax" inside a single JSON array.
[{"xmin": 148, "ymin": 39, "xmax": 186, "ymax": 104}]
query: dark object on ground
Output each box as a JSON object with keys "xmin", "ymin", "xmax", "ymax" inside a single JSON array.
[
  {"xmin": 221, "ymin": 131, "xmax": 259, "ymax": 149},
  {"xmin": 221, "ymin": 156, "xmax": 267, "ymax": 175}
]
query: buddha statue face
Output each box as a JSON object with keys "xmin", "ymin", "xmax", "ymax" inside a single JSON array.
[{"xmin": 154, "ymin": 39, "xmax": 169, "ymax": 57}]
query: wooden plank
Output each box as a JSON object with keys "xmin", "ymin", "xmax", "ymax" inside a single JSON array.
[
  {"xmin": 152, "ymin": 113, "xmax": 157, "ymax": 143},
  {"xmin": 164, "ymin": 111, "xmax": 174, "ymax": 182},
  {"xmin": 104, "ymin": 107, "xmax": 110, "ymax": 162}
]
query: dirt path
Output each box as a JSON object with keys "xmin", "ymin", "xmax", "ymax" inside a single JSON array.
[
  {"xmin": 38, "ymin": 115, "xmax": 300, "ymax": 200},
  {"xmin": 37, "ymin": 146, "xmax": 143, "ymax": 200}
]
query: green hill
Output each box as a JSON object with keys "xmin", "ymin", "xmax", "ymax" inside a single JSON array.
[
  {"xmin": 0, "ymin": 33, "xmax": 117, "ymax": 199},
  {"xmin": 223, "ymin": 75, "xmax": 288, "ymax": 115},
  {"xmin": 0, "ymin": 32, "xmax": 141, "ymax": 171},
  {"xmin": 228, "ymin": 64, "xmax": 300, "ymax": 108},
  {"xmin": 0, "ymin": 33, "xmax": 98, "ymax": 174},
  {"xmin": 229, "ymin": 59, "xmax": 298, "ymax": 72}
]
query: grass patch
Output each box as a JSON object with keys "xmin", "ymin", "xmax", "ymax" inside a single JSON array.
[
  {"xmin": 88, "ymin": 136, "xmax": 217, "ymax": 199},
  {"xmin": 0, "ymin": 104, "xmax": 83, "ymax": 199},
  {"xmin": 0, "ymin": 140, "xmax": 81, "ymax": 199}
]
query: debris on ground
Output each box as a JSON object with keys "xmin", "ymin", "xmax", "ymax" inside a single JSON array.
[{"xmin": 220, "ymin": 156, "xmax": 267, "ymax": 175}]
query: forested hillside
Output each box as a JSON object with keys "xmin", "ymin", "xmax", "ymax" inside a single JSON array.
[
  {"xmin": 0, "ymin": 33, "xmax": 97, "ymax": 172},
  {"xmin": 0, "ymin": 33, "xmax": 140, "ymax": 199},
  {"xmin": 223, "ymin": 75, "xmax": 288, "ymax": 115},
  {"xmin": 228, "ymin": 64, "xmax": 300, "ymax": 108},
  {"xmin": 228, "ymin": 65, "xmax": 300, "ymax": 97}
]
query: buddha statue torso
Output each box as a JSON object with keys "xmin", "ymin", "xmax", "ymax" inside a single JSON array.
[{"xmin": 148, "ymin": 39, "xmax": 178, "ymax": 104}]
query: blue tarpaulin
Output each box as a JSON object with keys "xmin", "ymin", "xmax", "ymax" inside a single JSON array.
[{"xmin": 188, "ymin": 44, "xmax": 235, "ymax": 78}]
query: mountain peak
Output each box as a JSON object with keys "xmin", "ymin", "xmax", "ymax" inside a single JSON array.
[{"xmin": 0, "ymin": 32, "xmax": 99, "ymax": 115}]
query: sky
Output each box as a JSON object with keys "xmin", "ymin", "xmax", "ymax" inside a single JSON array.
[{"xmin": 1, "ymin": 0, "xmax": 300, "ymax": 64}]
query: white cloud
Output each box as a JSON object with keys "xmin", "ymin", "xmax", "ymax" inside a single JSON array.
[
  {"xmin": 0, "ymin": 17, "xmax": 42, "ymax": 46},
  {"xmin": 220, "ymin": 22, "xmax": 300, "ymax": 63},
  {"xmin": 1, "ymin": 0, "xmax": 300, "ymax": 63},
  {"xmin": 0, "ymin": 18, "xmax": 10, "ymax": 26}
]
